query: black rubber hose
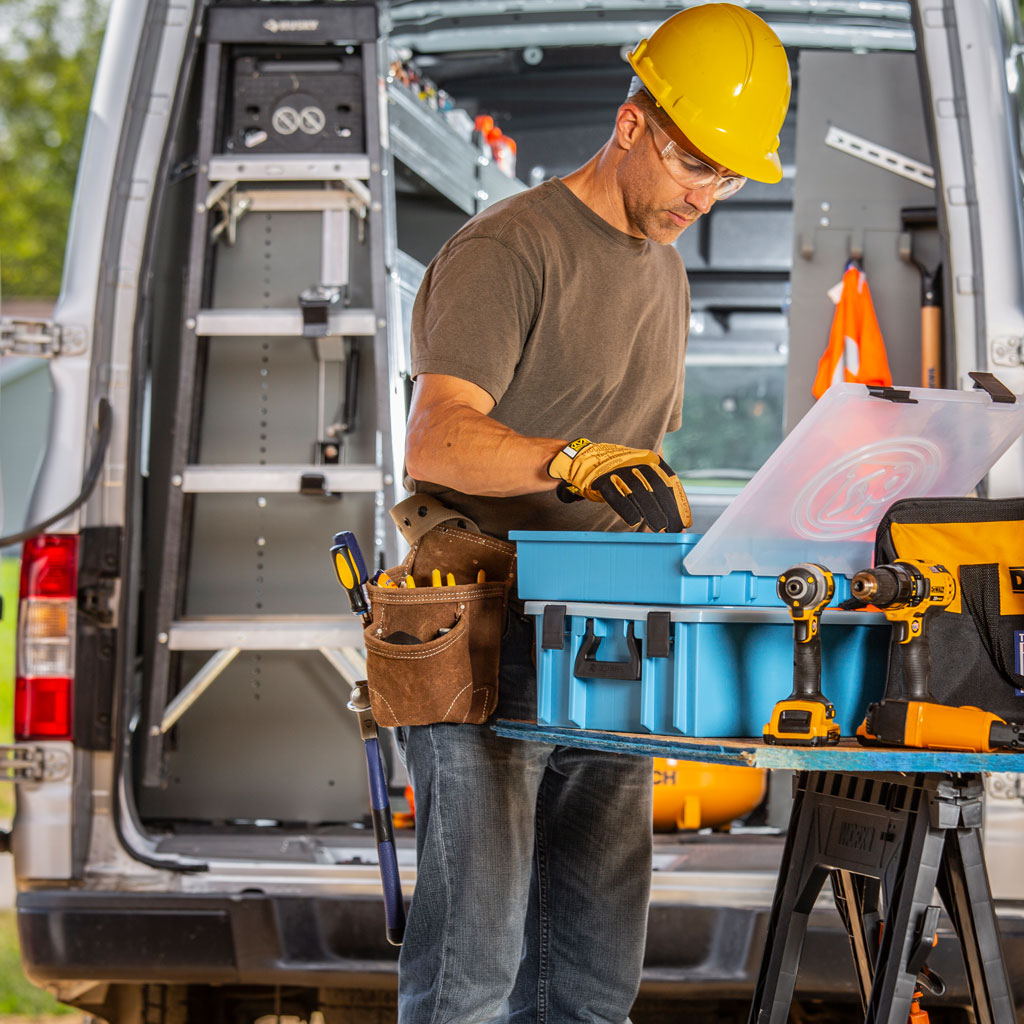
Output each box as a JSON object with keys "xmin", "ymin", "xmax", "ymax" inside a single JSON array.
[{"xmin": 0, "ymin": 397, "xmax": 112, "ymax": 548}]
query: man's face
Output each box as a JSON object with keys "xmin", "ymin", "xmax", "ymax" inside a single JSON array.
[{"xmin": 617, "ymin": 108, "xmax": 738, "ymax": 244}]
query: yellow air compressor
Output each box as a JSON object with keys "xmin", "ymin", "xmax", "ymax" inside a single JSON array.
[{"xmin": 652, "ymin": 758, "xmax": 767, "ymax": 831}]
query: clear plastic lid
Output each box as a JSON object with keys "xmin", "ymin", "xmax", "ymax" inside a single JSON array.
[{"xmin": 683, "ymin": 382, "xmax": 1024, "ymax": 577}]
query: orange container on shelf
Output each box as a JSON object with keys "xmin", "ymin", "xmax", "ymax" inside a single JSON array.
[
  {"xmin": 652, "ymin": 757, "xmax": 767, "ymax": 831},
  {"xmin": 486, "ymin": 126, "xmax": 517, "ymax": 177}
]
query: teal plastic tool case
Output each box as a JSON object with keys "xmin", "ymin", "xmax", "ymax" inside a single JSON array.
[{"xmin": 511, "ymin": 381, "xmax": 1024, "ymax": 738}]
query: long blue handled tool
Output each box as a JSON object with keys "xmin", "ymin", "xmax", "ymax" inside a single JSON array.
[
  {"xmin": 329, "ymin": 531, "xmax": 406, "ymax": 945},
  {"xmin": 348, "ymin": 680, "xmax": 406, "ymax": 945}
]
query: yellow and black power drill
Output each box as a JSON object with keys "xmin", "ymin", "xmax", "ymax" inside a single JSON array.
[
  {"xmin": 764, "ymin": 563, "xmax": 840, "ymax": 746},
  {"xmin": 846, "ymin": 559, "xmax": 1024, "ymax": 751}
]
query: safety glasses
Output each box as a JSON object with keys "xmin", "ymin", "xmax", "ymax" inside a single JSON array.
[{"xmin": 646, "ymin": 116, "xmax": 746, "ymax": 200}]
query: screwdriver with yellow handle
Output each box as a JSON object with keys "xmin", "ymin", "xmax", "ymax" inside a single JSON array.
[{"xmin": 331, "ymin": 530, "xmax": 370, "ymax": 622}]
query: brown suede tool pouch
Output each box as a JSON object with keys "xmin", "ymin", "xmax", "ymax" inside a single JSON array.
[{"xmin": 362, "ymin": 495, "xmax": 516, "ymax": 727}]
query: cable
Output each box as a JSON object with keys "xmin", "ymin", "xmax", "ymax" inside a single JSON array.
[{"xmin": 0, "ymin": 397, "xmax": 113, "ymax": 548}]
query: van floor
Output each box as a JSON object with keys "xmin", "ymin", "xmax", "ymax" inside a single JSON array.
[{"xmin": 150, "ymin": 825, "xmax": 786, "ymax": 873}]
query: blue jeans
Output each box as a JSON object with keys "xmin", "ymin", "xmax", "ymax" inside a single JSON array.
[{"xmin": 397, "ymin": 611, "xmax": 653, "ymax": 1024}]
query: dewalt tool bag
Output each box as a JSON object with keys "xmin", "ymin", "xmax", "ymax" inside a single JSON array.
[
  {"xmin": 362, "ymin": 495, "xmax": 516, "ymax": 727},
  {"xmin": 873, "ymin": 496, "xmax": 1024, "ymax": 720}
]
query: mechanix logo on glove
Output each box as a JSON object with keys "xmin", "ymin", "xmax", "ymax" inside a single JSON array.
[{"xmin": 548, "ymin": 437, "xmax": 692, "ymax": 533}]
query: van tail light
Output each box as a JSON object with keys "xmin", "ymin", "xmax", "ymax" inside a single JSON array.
[{"xmin": 16, "ymin": 534, "xmax": 78, "ymax": 740}]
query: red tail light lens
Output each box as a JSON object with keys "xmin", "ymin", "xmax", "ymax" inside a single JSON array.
[
  {"xmin": 16, "ymin": 534, "xmax": 77, "ymax": 740},
  {"xmin": 20, "ymin": 535, "xmax": 78, "ymax": 598}
]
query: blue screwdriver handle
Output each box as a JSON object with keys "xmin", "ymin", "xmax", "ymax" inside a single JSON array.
[{"xmin": 364, "ymin": 737, "xmax": 406, "ymax": 945}]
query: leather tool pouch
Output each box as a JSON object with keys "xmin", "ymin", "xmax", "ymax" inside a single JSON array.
[
  {"xmin": 362, "ymin": 494, "xmax": 516, "ymax": 727},
  {"xmin": 874, "ymin": 496, "xmax": 1024, "ymax": 719}
]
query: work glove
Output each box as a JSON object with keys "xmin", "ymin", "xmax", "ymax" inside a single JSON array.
[{"xmin": 547, "ymin": 438, "xmax": 692, "ymax": 533}]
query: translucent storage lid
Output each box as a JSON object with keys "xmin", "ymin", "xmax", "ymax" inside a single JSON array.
[{"xmin": 683, "ymin": 382, "xmax": 1024, "ymax": 578}]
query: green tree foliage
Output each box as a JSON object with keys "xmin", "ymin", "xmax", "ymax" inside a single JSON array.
[{"xmin": 0, "ymin": 0, "xmax": 108, "ymax": 299}]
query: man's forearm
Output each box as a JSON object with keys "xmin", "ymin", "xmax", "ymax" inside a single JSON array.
[{"xmin": 406, "ymin": 398, "xmax": 565, "ymax": 498}]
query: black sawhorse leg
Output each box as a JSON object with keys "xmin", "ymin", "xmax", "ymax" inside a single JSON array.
[{"xmin": 748, "ymin": 771, "xmax": 1015, "ymax": 1024}]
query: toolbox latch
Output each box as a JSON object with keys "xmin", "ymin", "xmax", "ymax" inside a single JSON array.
[
  {"xmin": 541, "ymin": 604, "xmax": 566, "ymax": 651},
  {"xmin": 867, "ymin": 385, "xmax": 916, "ymax": 404},
  {"xmin": 969, "ymin": 371, "xmax": 1016, "ymax": 403},
  {"xmin": 646, "ymin": 611, "xmax": 672, "ymax": 659}
]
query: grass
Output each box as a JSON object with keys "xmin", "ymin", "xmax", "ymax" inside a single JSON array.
[
  {"xmin": 0, "ymin": 911, "xmax": 74, "ymax": 1017},
  {"xmin": 0, "ymin": 559, "xmax": 74, "ymax": 1018},
  {"xmin": 0, "ymin": 556, "xmax": 16, "ymax": 823}
]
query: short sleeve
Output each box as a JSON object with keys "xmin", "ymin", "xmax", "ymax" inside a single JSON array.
[
  {"xmin": 666, "ymin": 262, "xmax": 690, "ymax": 433},
  {"xmin": 411, "ymin": 235, "xmax": 539, "ymax": 405}
]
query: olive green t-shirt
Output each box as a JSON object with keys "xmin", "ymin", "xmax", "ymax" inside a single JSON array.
[{"xmin": 408, "ymin": 177, "xmax": 690, "ymax": 538}]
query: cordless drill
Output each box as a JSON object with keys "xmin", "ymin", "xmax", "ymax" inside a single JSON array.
[
  {"xmin": 763, "ymin": 563, "xmax": 840, "ymax": 746},
  {"xmin": 849, "ymin": 559, "xmax": 1024, "ymax": 751}
]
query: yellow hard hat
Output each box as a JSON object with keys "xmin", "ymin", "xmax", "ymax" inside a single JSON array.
[{"xmin": 628, "ymin": 4, "xmax": 791, "ymax": 183}]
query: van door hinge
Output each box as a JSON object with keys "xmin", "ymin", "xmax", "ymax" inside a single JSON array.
[
  {"xmin": 0, "ymin": 318, "xmax": 88, "ymax": 358},
  {"xmin": 990, "ymin": 336, "xmax": 1023, "ymax": 368},
  {"xmin": 0, "ymin": 744, "xmax": 72, "ymax": 783},
  {"xmin": 80, "ymin": 577, "xmax": 120, "ymax": 628}
]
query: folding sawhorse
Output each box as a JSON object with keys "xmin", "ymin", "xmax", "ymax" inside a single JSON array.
[
  {"xmin": 750, "ymin": 770, "xmax": 1013, "ymax": 1024},
  {"xmin": 494, "ymin": 723, "xmax": 1024, "ymax": 1024}
]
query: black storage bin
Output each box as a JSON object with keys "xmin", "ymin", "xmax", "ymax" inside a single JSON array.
[{"xmin": 227, "ymin": 52, "xmax": 364, "ymax": 153}]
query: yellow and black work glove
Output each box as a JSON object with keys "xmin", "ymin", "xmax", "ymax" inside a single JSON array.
[{"xmin": 547, "ymin": 438, "xmax": 692, "ymax": 533}]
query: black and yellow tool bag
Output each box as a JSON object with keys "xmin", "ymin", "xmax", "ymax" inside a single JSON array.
[{"xmin": 874, "ymin": 496, "xmax": 1024, "ymax": 720}]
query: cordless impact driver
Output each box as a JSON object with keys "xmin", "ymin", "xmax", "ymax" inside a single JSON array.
[
  {"xmin": 848, "ymin": 559, "xmax": 1024, "ymax": 751},
  {"xmin": 764, "ymin": 563, "xmax": 840, "ymax": 746}
]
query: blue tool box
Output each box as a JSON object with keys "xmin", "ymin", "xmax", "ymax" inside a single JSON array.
[
  {"xmin": 511, "ymin": 530, "xmax": 856, "ymax": 605},
  {"xmin": 524, "ymin": 600, "xmax": 889, "ymax": 737},
  {"xmin": 510, "ymin": 530, "xmax": 887, "ymax": 738}
]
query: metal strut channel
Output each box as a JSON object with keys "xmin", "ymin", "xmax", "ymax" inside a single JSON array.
[{"xmin": 825, "ymin": 125, "xmax": 936, "ymax": 189}]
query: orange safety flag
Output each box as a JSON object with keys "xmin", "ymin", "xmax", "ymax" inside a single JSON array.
[{"xmin": 811, "ymin": 263, "xmax": 893, "ymax": 398}]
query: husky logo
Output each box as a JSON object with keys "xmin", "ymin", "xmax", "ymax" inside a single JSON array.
[
  {"xmin": 1011, "ymin": 568, "xmax": 1024, "ymax": 593},
  {"xmin": 263, "ymin": 18, "xmax": 320, "ymax": 33}
]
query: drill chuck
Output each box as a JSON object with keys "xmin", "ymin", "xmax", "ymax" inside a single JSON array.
[{"xmin": 851, "ymin": 564, "xmax": 910, "ymax": 607}]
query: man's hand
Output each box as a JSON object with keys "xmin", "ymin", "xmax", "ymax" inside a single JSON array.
[{"xmin": 548, "ymin": 438, "xmax": 692, "ymax": 533}]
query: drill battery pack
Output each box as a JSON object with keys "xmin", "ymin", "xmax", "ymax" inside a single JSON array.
[{"xmin": 873, "ymin": 496, "xmax": 1024, "ymax": 720}]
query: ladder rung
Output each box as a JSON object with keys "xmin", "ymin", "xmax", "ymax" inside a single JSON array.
[
  {"xmin": 168, "ymin": 619, "xmax": 364, "ymax": 651},
  {"xmin": 238, "ymin": 188, "xmax": 369, "ymax": 212},
  {"xmin": 182, "ymin": 464, "xmax": 384, "ymax": 493},
  {"xmin": 194, "ymin": 308, "xmax": 377, "ymax": 338},
  {"xmin": 208, "ymin": 154, "xmax": 371, "ymax": 182}
]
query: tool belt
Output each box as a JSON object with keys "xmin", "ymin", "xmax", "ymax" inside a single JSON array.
[
  {"xmin": 874, "ymin": 496, "xmax": 1024, "ymax": 717},
  {"xmin": 362, "ymin": 494, "xmax": 516, "ymax": 727}
]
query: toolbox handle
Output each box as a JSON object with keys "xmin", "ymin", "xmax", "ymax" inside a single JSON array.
[{"xmin": 573, "ymin": 619, "xmax": 642, "ymax": 680}]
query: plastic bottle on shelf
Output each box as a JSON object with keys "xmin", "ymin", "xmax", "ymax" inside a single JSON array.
[
  {"xmin": 486, "ymin": 126, "xmax": 517, "ymax": 178},
  {"xmin": 473, "ymin": 115, "xmax": 495, "ymax": 161}
]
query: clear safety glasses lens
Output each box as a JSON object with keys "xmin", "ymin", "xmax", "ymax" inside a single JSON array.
[{"xmin": 648, "ymin": 119, "xmax": 746, "ymax": 200}]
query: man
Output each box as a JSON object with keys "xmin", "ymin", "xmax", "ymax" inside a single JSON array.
[{"xmin": 397, "ymin": 5, "xmax": 791, "ymax": 1021}]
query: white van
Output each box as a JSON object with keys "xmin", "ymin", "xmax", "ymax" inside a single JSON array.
[{"xmin": 3, "ymin": 2, "xmax": 1024, "ymax": 1021}]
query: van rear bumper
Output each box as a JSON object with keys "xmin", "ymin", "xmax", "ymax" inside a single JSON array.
[{"xmin": 17, "ymin": 889, "xmax": 1024, "ymax": 1005}]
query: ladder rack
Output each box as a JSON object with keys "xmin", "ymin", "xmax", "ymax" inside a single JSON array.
[
  {"xmin": 140, "ymin": 1, "xmax": 527, "ymax": 792},
  {"xmin": 142, "ymin": 3, "xmax": 395, "ymax": 786}
]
